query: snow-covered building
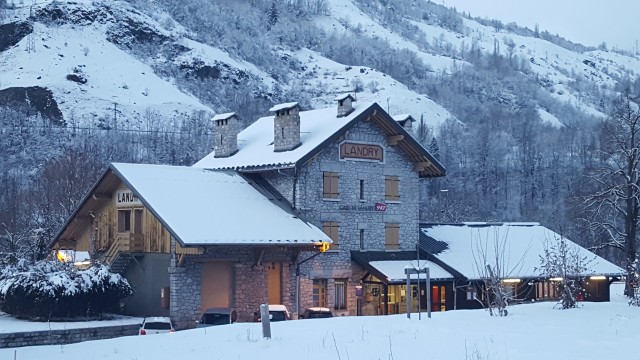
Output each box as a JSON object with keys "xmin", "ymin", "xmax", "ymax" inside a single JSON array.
[{"xmin": 51, "ymin": 98, "xmax": 446, "ymax": 327}]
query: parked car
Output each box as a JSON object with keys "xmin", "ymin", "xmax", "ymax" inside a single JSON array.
[
  {"xmin": 301, "ymin": 307, "xmax": 333, "ymax": 319},
  {"xmin": 139, "ymin": 316, "xmax": 175, "ymax": 335},
  {"xmin": 196, "ymin": 308, "xmax": 238, "ymax": 327},
  {"xmin": 255, "ymin": 304, "xmax": 290, "ymax": 322}
]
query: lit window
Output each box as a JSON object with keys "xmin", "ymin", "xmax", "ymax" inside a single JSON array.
[
  {"xmin": 334, "ymin": 279, "xmax": 347, "ymax": 310},
  {"xmin": 323, "ymin": 172, "xmax": 339, "ymax": 199},
  {"xmin": 322, "ymin": 222, "xmax": 339, "ymax": 250},
  {"xmin": 313, "ymin": 279, "xmax": 327, "ymax": 307},
  {"xmin": 385, "ymin": 223, "xmax": 399, "ymax": 250},
  {"xmin": 385, "ymin": 176, "xmax": 399, "ymax": 201},
  {"xmin": 117, "ymin": 209, "xmax": 131, "ymax": 233}
]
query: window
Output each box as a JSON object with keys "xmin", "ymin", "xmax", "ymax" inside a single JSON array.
[
  {"xmin": 313, "ymin": 279, "xmax": 327, "ymax": 307},
  {"xmin": 385, "ymin": 176, "xmax": 400, "ymax": 201},
  {"xmin": 334, "ymin": 279, "xmax": 347, "ymax": 310},
  {"xmin": 385, "ymin": 223, "xmax": 400, "ymax": 250},
  {"xmin": 322, "ymin": 222, "xmax": 339, "ymax": 250},
  {"xmin": 117, "ymin": 209, "xmax": 131, "ymax": 233},
  {"xmin": 359, "ymin": 229, "xmax": 365, "ymax": 250},
  {"xmin": 323, "ymin": 172, "xmax": 339, "ymax": 199},
  {"xmin": 466, "ymin": 286, "xmax": 477, "ymax": 301},
  {"xmin": 359, "ymin": 179, "xmax": 365, "ymax": 201}
]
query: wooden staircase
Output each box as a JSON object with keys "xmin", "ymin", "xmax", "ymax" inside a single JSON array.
[{"xmin": 104, "ymin": 233, "xmax": 145, "ymax": 273}]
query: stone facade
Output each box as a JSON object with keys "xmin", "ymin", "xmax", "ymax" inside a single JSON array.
[
  {"xmin": 0, "ymin": 324, "xmax": 140, "ymax": 349},
  {"xmin": 273, "ymin": 105, "xmax": 301, "ymax": 152},
  {"xmin": 288, "ymin": 119, "xmax": 420, "ymax": 315},
  {"xmin": 170, "ymin": 245, "xmax": 297, "ymax": 328}
]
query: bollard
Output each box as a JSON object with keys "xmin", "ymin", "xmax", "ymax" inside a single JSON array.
[{"xmin": 260, "ymin": 304, "xmax": 271, "ymax": 339}]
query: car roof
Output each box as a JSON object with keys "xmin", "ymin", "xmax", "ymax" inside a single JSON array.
[
  {"xmin": 144, "ymin": 316, "xmax": 172, "ymax": 322},
  {"xmin": 202, "ymin": 307, "xmax": 233, "ymax": 314},
  {"xmin": 268, "ymin": 304, "xmax": 288, "ymax": 312},
  {"xmin": 306, "ymin": 307, "xmax": 331, "ymax": 312}
]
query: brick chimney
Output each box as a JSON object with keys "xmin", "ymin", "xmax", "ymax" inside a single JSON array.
[
  {"xmin": 269, "ymin": 102, "xmax": 301, "ymax": 152},
  {"xmin": 335, "ymin": 93, "xmax": 356, "ymax": 117},
  {"xmin": 213, "ymin": 112, "xmax": 241, "ymax": 158}
]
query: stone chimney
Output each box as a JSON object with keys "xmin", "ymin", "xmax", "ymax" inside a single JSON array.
[
  {"xmin": 270, "ymin": 102, "xmax": 301, "ymax": 152},
  {"xmin": 335, "ymin": 93, "xmax": 356, "ymax": 117},
  {"xmin": 213, "ymin": 112, "xmax": 241, "ymax": 158}
]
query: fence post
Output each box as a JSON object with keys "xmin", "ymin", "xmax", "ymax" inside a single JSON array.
[{"xmin": 260, "ymin": 304, "xmax": 271, "ymax": 339}]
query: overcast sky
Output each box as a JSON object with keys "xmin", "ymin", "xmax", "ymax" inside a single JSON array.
[{"xmin": 441, "ymin": 0, "xmax": 639, "ymax": 52}]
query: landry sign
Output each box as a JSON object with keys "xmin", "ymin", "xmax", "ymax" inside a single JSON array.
[
  {"xmin": 115, "ymin": 190, "xmax": 142, "ymax": 207},
  {"xmin": 339, "ymin": 142, "xmax": 384, "ymax": 162}
]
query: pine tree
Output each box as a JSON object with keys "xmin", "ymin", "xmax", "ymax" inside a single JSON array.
[{"xmin": 268, "ymin": 1, "xmax": 279, "ymax": 30}]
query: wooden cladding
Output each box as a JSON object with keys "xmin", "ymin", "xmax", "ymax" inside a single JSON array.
[
  {"xmin": 322, "ymin": 221, "xmax": 339, "ymax": 249},
  {"xmin": 385, "ymin": 176, "xmax": 400, "ymax": 201},
  {"xmin": 323, "ymin": 172, "xmax": 339, "ymax": 199},
  {"xmin": 385, "ymin": 223, "xmax": 400, "ymax": 250}
]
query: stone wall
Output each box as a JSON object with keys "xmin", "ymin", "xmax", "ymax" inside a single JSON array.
[
  {"xmin": 170, "ymin": 246, "xmax": 297, "ymax": 329},
  {"xmin": 0, "ymin": 324, "xmax": 140, "ymax": 349}
]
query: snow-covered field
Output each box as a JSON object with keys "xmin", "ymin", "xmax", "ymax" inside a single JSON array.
[{"xmin": 1, "ymin": 283, "xmax": 636, "ymax": 359}]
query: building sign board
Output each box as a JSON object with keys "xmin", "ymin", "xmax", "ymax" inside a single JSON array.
[
  {"xmin": 338, "ymin": 203, "xmax": 387, "ymax": 212},
  {"xmin": 339, "ymin": 142, "xmax": 384, "ymax": 162},
  {"xmin": 115, "ymin": 190, "xmax": 142, "ymax": 207}
]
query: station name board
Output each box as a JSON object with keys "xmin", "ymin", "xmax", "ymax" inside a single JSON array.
[
  {"xmin": 115, "ymin": 190, "xmax": 142, "ymax": 207},
  {"xmin": 339, "ymin": 142, "xmax": 384, "ymax": 162}
]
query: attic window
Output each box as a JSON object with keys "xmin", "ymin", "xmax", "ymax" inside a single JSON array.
[{"xmin": 338, "ymin": 100, "xmax": 343, "ymax": 106}]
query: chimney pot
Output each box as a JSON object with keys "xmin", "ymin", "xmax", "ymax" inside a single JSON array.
[
  {"xmin": 270, "ymin": 102, "xmax": 301, "ymax": 152},
  {"xmin": 213, "ymin": 112, "xmax": 240, "ymax": 158},
  {"xmin": 335, "ymin": 93, "xmax": 356, "ymax": 117}
]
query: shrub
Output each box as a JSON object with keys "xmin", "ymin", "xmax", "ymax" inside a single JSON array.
[{"xmin": 0, "ymin": 260, "xmax": 132, "ymax": 320}]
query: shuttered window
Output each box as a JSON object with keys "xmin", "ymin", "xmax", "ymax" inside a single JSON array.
[
  {"xmin": 385, "ymin": 223, "xmax": 400, "ymax": 250},
  {"xmin": 385, "ymin": 176, "xmax": 400, "ymax": 201},
  {"xmin": 323, "ymin": 172, "xmax": 339, "ymax": 199},
  {"xmin": 117, "ymin": 209, "xmax": 131, "ymax": 233},
  {"xmin": 322, "ymin": 221, "xmax": 339, "ymax": 250},
  {"xmin": 334, "ymin": 279, "xmax": 347, "ymax": 310}
]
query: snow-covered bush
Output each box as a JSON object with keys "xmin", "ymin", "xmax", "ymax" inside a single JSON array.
[{"xmin": 0, "ymin": 260, "xmax": 132, "ymax": 320}]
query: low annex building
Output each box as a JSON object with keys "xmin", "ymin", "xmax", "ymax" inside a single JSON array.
[{"xmin": 51, "ymin": 96, "xmax": 446, "ymax": 327}]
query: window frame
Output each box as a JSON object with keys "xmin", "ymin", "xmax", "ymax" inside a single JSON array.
[
  {"xmin": 313, "ymin": 279, "xmax": 327, "ymax": 307},
  {"xmin": 334, "ymin": 279, "xmax": 347, "ymax": 310},
  {"xmin": 117, "ymin": 209, "xmax": 132, "ymax": 233},
  {"xmin": 322, "ymin": 221, "xmax": 339, "ymax": 250},
  {"xmin": 385, "ymin": 223, "xmax": 400, "ymax": 250},
  {"xmin": 385, "ymin": 175, "xmax": 400, "ymax": 202},
  {"xmin": 323, "ymin": 172, "xmax": 340, "ymax": 200}
]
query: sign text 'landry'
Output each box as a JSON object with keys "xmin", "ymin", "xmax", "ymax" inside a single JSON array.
[
  {"xmin": 339, "ymin": 142, "xmax": 384, "ymax": 162},
  {"xmin": 115, "ymin": 190, "xmax": 142, "ymax": 207}
]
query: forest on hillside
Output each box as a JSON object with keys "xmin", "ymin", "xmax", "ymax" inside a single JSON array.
[{"xmin": 1, "ymin": 0, "xmax": 640, "ymax": 273}]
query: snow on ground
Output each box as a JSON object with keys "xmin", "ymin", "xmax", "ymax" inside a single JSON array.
[
  {"xmin": 2, "ymin": 283, "xmax": 636, "ymax": 359},
  {"xmin": 292, "ymin": 48, "xmax": 454, "ymax": 132},
  {"xmin": 0, "ymin": 313, "xmax": 142, "ymax": 334},
  {"xmin": 315, "ymin": 0, "xmax": 466, "ymax": 73}
]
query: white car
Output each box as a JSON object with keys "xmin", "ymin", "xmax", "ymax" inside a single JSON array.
[{"xmin": 139, "ymin": 316, "xmax": 175, "ymax": 335}]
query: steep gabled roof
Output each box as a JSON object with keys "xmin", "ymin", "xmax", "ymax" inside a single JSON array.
[
  {"xmin": 419, "ymin": 222, "xmax": 625, "ymax": 280},
  {"xmin": 194, "ymin": 102, "xmax": 445, "ymax": 177},
  {"xmin": 52, "ymin": 163, "xmax": 331, "ymax": 249}
]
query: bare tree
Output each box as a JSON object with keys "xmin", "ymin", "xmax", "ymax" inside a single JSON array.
[
  {"xmin": 583, "ymin": 92, "xmax": 640, "ymax": 296},
  {"xmin": 538, "ymin": 234, "xmax": 593, "ymax": 309},
  {"xmin": 472, "ymin": 227, "xmax": 528, "ymax": 316}
]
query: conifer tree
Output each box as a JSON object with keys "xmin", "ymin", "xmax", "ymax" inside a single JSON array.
[{"xmin": 268, "ymin": 1, "xmax": 279, "ymax": 30}]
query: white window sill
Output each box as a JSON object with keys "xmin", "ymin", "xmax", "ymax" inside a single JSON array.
[
  {"xmin": 323, "ymin": 198, "xmax": 341, "ymax": 202},
  {"xmin": 385, "ymin": 200, "xmax": 401, "ymax": 204}
]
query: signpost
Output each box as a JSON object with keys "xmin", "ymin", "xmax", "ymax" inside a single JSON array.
[{"xmin": 404, "ymin": 266, "xmax": 431, "ymax": 319}]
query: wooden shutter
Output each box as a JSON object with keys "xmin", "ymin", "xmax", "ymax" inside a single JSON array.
[
  {"xmin": 323, "ymin": 172, "xmax": 339, "ymax": 199},
  {"xmin": 385, "ymin": 176, "xmax": 400, "ymax": 201},
  {"xmin": 385, "ymin": 223, "xmax": 399, "ymax": 250},
  {"xmin": 322, "ymin": 221, "xmax": 339, "ymax": 249}
]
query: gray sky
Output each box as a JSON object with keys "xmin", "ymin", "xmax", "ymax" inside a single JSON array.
[{"xmin": 442, "ymin": 0, "xmax": 639, "ymax": 52}]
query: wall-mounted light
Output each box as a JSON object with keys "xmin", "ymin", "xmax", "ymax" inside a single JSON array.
[
  {"xmin": 549, "ymin": 277, "xmax": 563, "ymax": 281},
  {"xmin": 589, "ymin": 275, "xmax": 607, "ymax": 280},
  {"xmin": 502, "ymin": 278, "xmax": 521, "ymax": 283}
]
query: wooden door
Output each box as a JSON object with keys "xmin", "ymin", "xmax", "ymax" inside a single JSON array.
[
  {"xmin": 431, "ymin": 285, "xmax": 446, "ymax": 312},
  {"xmin": 200, "ymin": 262, "xmax": 231, "ymax": 312},
  {"xmin": 267, "ymin": 262, "xmax": 282, "ymax": 304}
]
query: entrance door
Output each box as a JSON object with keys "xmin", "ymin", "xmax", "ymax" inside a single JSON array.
[
  {"xmin": 200, "ymin": 262, "xmax": 231, "ymax": 312},
  {"xmin": 267, "ymin": 262, "xmax": 282, "ymax": 305},
  {"xmin": 431, "ymin": 285, "xmax": 446, "ymax": 312}
]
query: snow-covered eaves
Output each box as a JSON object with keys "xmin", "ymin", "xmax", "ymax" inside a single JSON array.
[
  {"xmin": 269, "ymin": 102, "xmax": 299, "ymax": 112},
  {"xmin": 194, "ymin": 102, "xmax": 446, "ymax": 178},
  {"xmin": 419, "ymin": 223, "xmax": 625, "ymax": 280},
  {"xmin": 369, "ymin": 260, "xmax": 454, "ymax": 282},
  {"xmin": 212, "ymin": 112, "xmax": 237, "ymax": 121},
  {"xmin": 110, "ymin": 163, "xmax": 331, "ymax": 246}
]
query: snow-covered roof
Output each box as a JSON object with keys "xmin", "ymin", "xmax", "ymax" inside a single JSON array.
[
  {"xmin": 420, "ymin": 223, "xmax": 624, "ymax": 280},
  {"xmin": 392, "ymin": 114, "xmax": 414, "ymax": 122},
  {"xmin": 369, "ymin": 260, "xmax": 454, "ymax": 281},
  {"xmin": 194, "ymin": 102, "xmax": 375, "ymax": 170},
  {"xmin": 110, "ymin": 163, "xmax": 330, "ymax": 246},
  {"xmin": 334, "ymin": 93, "xmax": 355, "ymax": 101},
  {"xmin": 212, "ymin": 112, "xmax": 237, "ymax": 121},
  {"xmin": 269, "ymin": 102, "xmax": 299, "ymax": 112}
]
